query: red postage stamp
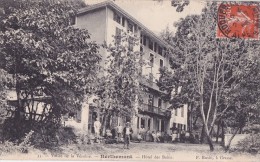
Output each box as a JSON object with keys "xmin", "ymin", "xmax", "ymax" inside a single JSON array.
[{"xmin": 217, "ymin": 3, "xmax": 259, "ymax": 39}]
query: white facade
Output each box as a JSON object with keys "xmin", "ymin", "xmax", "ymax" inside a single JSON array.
[{"xmin": 75, "ymin": 1, "xmax": 188, "ymax": 137}]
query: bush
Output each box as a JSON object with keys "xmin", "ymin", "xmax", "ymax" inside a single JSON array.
[
  {"xmin": 56, "ymin": 127, "xmax": 78, "ymax": 145},
  {"xmin": 0, "ymin": 130, "xmax": 34, "ymax": 154},
  {"xmin": 31, "ymin": 125, "xmax": 78, "ymax": 149},
  {"xmin": 237, "ymin": 133, "xmax": 260, "ymax": 154},
  {"xmin": 19, "ymin": 130, "xmax": 34, "ymax": 153}
]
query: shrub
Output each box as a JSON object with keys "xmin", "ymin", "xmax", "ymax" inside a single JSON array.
[
  {"xmin": 0, "ymin": 141, "xmax": 16, "ymax": 153},
  {"xmin": 19, "ymin": 130, "xmax": 34, "ymax": 153},
  {"xmin": 0, "ymin": 130, "xmax": 34, "ymax": 154},
  {"xmin": 237, "ymin": 133, "xmax": 260, "ymax": 154},
  {"xmin": 56, "ymin": 127, "xmax": 78, "ymax": 145}
]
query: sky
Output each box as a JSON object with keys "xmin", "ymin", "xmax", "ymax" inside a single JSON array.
[{"xmin": 85, "ymin": 0, "xmax": 206, "ymax": 35}]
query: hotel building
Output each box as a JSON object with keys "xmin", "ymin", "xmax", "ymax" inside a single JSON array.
[{"xmin": 75, "ymin": 0, "xmax": 188, "ymax": 137}]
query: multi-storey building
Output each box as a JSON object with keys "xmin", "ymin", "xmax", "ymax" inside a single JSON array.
[{"xmin": 75, "ymin": 0, "xmax": 188, "ymax": 138}]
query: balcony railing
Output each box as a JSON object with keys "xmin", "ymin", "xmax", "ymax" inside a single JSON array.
[
  {"xmin": 140, "ymin": 103, "xmax": 169, "ymax": 116},
  {"xmin": 139, "ymin": 77, "xmax": 162, "ymax": 92}
]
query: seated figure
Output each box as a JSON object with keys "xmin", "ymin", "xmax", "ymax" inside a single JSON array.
[
  {"xmin": 151, "ymin": 131, "xmax": 157, "ymax": 142},
  {"xmin": 171, "ymin": 130, "xmax": 178, "ymax": 142},
  {"xmin": 106, "ymin": 129, "xmax": 112, "ymax": 138},
  {"xmin": 137, "ymin": 133, "xmax": 142, "ymax": 142}
]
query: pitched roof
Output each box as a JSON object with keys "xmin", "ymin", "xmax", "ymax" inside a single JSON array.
[{"xmin": 77, "ymin": 0, "xmax": 171, "ymax": 48}]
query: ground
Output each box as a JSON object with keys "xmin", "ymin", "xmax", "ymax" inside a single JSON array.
[{"xmin": 1, "ymin": 141, "xmax": 259, "ymax": 161}]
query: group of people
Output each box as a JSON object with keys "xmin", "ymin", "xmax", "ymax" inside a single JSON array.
[
  {"xmin": 93, "ymin": 118, "xmax": 133, "ymax": 149},
  {"xmin": 93, "ymin": 118, "xmax": 194, "ymax": 148},
  {"xmin": 151, "ymin": 131, "xmax": 163, "ymax": 142},
  {"xmin": 138, "ymin": 126, "xmax": 194, "ymax": 143}
]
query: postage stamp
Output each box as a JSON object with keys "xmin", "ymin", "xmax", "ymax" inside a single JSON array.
[{"xmin": 217, "ymin": 3, "xmax": 259, "ymax": 39}]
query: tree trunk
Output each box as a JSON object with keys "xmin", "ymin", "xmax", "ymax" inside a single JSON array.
[
  {"xmin": 193, "ymin": 116, "xmax": 198, "ymax": 128},
  {"xmin": 187, "ymin": 104, "xmax": 191, "ymax": 132},
  {"xmin": 206, "ymin": 132, "xmax": 214, "ymax": 151},
  {"xmin": 216, "ymin": 121, "xmax": 220, "ymax": 143},
  {"xmin": 101, "ymin": 112, "xmax": 107, "ymax": 136},
  {"xmin": 200, "ymin": 124, "xmax": 205, "ymax": 144},
  {"xmin": 221, "ymin": 121, "xmax": 225, "ymax": 144},
  {"xmin": 15, "ymin": 83, "xmax": 22, "ymax": 120},
  {"xmin": 225, "ymin": 127, "xmax": 240, "ymax": 152},
  {"xmin": 106, "ymin": 113, "xmax": 111, "ymax": 129},
  {"xmin": 203, "ymin": 124, "xmax": 215, "ymax": 151}
]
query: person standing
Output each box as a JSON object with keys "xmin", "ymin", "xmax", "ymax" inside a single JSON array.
[
  {"xmin": 94, "ymin": 118, "xmax": 101, "ymax": 139},
  {"xmin": 117, "ymin": 124, "xmax": 123, "ymax": 142},
  {"xmin": 123, "ymin": 122, "xmax": 133, "ymax": 149},
  {"xmin": 140, "ymin": 125, "xmax": 146, "ymax": 141}
]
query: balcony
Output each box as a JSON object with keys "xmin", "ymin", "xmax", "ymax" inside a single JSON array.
[
  {"xmin": 139, "ymin": 103, "xmax": 170, "ymax": 117},
  {"xmin": 139, "ymin": 76, "xmax": 162, "ymax": 92}
]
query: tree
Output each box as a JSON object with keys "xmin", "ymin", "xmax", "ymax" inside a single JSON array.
[
  {"xmin": 222, "ymin": 41, "xmax": 260, "ymax": 150},
  {"xmin": 97, "ymin": 32, "xmax": 145, "ymax": 132},
  {"xmin": 171, "ymin": 0, "xmax": 190, "ymax": 12},
  {"xmin": 158, "ymin": 2, "xmax": 260, "ymax": 151},
  {"xmin": 0, "ymin": 69, "xmax": 12, "ymax": 121},
  {"xmin": 0, "ymin": 0, "xmax": 101, "ymax": 140}
]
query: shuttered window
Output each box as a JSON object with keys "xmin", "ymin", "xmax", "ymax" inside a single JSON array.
[{"xmin": 115, "ymin": 27, "xmax": 121, "ymax": 45}]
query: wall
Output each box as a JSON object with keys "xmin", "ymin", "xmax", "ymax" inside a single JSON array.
[
  {"xmin": 76, "ymin": 8, "xmax": 107, "ymax": 67},
  {"xmin": 169, "ymin": 104, "xmax": 188, "ymax": 130},
  {"xmin": 76, "ymin": 9, "xmax": 107, "ymax": 44},
  {"xmin": 141, "ymin": 39, "xmax": 169, "ymax": 82}
]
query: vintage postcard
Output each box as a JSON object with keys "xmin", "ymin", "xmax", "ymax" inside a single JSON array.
[{"xmin": 0, "ymin": 0, "xmax": 259, "ymax": 162}]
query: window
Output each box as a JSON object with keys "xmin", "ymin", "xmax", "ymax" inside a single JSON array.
[
  {"xmin": 113, "ymin": 12, "xmax": 121, "ymax": 24},
  {"xmin": 158, "ymin": 98, "xmax": 162, "ymax": 108},
  {"xmin": 172, "ymin": 123, "xmax": 176, "ymax": 129},
  {"xmin": 157, "ymin": 119, "xmax": 160, "ymax": 130},
  {"xmin": 70, "ymin": 16, "xmax": 76, "ymax": 25},
  {"xmin": 128, "ymin": 36, "xmax": 134, "ymax": 51},
  {"xmin": 141, "ymin": 118, "xmax": 145, "ymax": 128},
  {"xmin": 175, "ymin": 108, "xmax": 178, "ymax": 116},
  {"xmin": 163, "ymin": 47, "xmax": 167, "ymax": 57},
  {"xmin": 161, "ymin": 120, "xmax": 165, "ymax": 132},
  {"xmin": 134, "ymin": 24, "xmax": 137, "ymax": 33},
  {"xmin": 140, "ymin": 34, "xmax": 143, "ymax": 44},
  {"xmin": 34, "ymin": 88, "xmax": 44, "ymax": 96},
  {"xmin": 160, "ymin": 59, "xmax": 164, "ymax": 67},
  {"xmin": 128, "ymin": 22, "xmax": 134, "ymax": 32},
  {"xmin": 158, "ymin": 46, "xmax": 162, "ymax": 55},
  {"xmin": 137, "ymin": 117, "xmax": 140, "ymax": 129},
  {"xmin": 178, "ymin": 123, "xmax": 181, "ymax": 130},
  {"xmin": 122, "ymin": 17, "xmax": 125, "ymax": 27},
  {"xmin": 115, "ymin": 27, "xmax": 121, "ymax": 45},
  {"xmin": 148, "ymin": 94, "xmax": 154, "ymax": 112},
  {"xmin": 148, "ymin": 119, "xmax": 151, "ymax": 129},
  {"xmin": 154, "ymin": 42, "xmax": 157, "ymax": 52},
  {"xmin": 149, "ymin": 53, "xmax": 154, "ymax": 65},
  {"xmin": 148, "ymin": 94, "xmax": 153, "ymax": 105},
  {"xmin": 140, "ymin": 46, "xmax": 143, "ymax": 52},
  {"xmin": 143, "ymin": 35, "xmax": 147, "ymax": 46},
  {"xmin": 181, "ymin": 106, "xmax": 184, "ymax": 117},
  {"xmin": 149, "ymin": 39, "xmax": 153, "ymax": 50}
]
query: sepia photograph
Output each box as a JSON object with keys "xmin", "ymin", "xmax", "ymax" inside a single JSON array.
[{"xmin": 0, "ymin": 0, "xmax": 259, "ymax": 161}]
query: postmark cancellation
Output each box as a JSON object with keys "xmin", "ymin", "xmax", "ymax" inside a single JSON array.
[{"xmin": 217, "ymin": 3, "xmax": 259, "ymax": 39}]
